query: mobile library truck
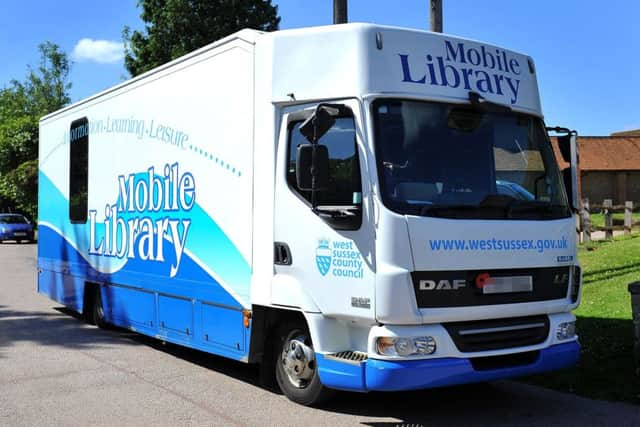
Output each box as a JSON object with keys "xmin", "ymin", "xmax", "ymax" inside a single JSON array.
[{"xmin": 38, "ymin": 23, "xmax": 580, "ymax": 405}]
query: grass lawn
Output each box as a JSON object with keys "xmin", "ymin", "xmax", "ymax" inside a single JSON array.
[
  {"xmin": 589, "ymin": 212, "xmax": 640, "ymax": 228},
  {"xmin": 523, "ymin": 233, "xmax": 640, "ymax": 404}
]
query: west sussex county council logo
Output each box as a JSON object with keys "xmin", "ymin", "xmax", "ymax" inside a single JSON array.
[{"xmin": 315, "ymin": 239, "xmax": 332, "ymax": 276}]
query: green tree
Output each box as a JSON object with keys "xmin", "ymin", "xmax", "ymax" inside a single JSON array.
[
  {"xmin": 0, "ymin": 42, "xmax": 71, "ymax": 219},
  {"xmin": 123, "ymin": 0, "xmax": 280, "ymax": 77}
]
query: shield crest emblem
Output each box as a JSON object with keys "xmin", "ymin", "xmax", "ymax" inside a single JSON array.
[{"xmin": 315, "ymin": 239, "xmax": 332, "ymax": 276}]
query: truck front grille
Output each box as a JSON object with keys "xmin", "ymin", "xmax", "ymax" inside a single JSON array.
[
  {"xmin": 411, "ymin": 266, "xmax": 571, "ymax": 308},
  {"xmin": 443, "ymin": 315, "xmax": 549, "ymax": 352}
]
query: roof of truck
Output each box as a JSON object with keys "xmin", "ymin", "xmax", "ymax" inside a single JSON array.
[{"xmin": 42, "ymin": 23, "xmax": 535, "ymax": 122}]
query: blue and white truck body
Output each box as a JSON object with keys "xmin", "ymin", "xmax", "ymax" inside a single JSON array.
[{"xmin": 38, "ymin": 24, "xmax": 581, "ymax": 405}]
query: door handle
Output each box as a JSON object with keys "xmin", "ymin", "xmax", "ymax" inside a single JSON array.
[{"xmin": 274, "ymin": 242, "xmax": 292, "ymax": 265}]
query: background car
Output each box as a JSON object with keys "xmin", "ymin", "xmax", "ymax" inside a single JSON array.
[{"xmin": 0, "ymin": 214, "xmax": 35, "ymax": 243}]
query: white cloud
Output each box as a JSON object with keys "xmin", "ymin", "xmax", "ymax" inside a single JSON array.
[{"xmin": 72, "ymin": 38, "xmax": 124, "ymax": 64}]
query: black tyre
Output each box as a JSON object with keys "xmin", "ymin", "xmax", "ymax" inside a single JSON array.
[
  {"xmin": 91, "ymin": 287, "xmax": 109, "ymax": 329},
  {"xmin": 274, "ymin": 323, "xmax": 333, "ymax": 406}
]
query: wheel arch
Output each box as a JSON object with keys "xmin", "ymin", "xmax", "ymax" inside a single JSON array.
[{"xmin": 248, "ymin": 305, "xmax": 308, "ymax": 364}]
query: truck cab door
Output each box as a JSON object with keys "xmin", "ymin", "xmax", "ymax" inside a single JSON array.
[{"xmin": 272, "ymin": 99, "xmax": 375, "ymax": 320}]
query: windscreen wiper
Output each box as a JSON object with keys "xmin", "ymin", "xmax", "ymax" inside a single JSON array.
[
  {"xmin": 419, "ymin": 198, "xmax": 567, "ymax": 219},
  {"xmin": 419, "ymin": 204, "xmax": 499, "ymax": 218},
  {"xmin": 420, "ymin": 204, "xmax": 474, "ymax": 216},
  {"xmin": 477, "ymin": 196, "xmax": 568, "ymax": 218},
  {"xmin": 507, "ymin": 202, "xmax": 569, "ymax": 217}
]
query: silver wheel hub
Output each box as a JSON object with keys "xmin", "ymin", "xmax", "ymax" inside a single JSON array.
[{"xmin": 281, "ymin": 334, "xmax": 316, "ymax": 388}]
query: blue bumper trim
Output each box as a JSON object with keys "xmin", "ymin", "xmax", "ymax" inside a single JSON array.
[
  {"xmin": 316, "ymin": 354, "xmax": 367, "ymax": 392},
  {"xmin": 318, "ymin": 341, "xmax": 580, "ymax": 392}
]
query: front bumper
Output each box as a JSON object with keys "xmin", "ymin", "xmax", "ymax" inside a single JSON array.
[{"xmin": 317, "ymin": 340, "xmax": 580, "ymax": 392}]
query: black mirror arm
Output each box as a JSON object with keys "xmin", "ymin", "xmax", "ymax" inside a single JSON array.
[
  {"xmin": 309, "ymin": 109, "xmax": 322, "ymax": 210},
  {"xmin": 310, "ymin": 142, "xmax": 319, "ymax": 210},
  {"xmin": 315, "ymin": 102, "xmax": 348, "ymax": 116}
]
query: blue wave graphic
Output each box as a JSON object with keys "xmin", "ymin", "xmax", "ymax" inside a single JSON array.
[
  {"xmin": 38, "ymin": 170, "xmax": 251, "ymax": 303},
  {"xmin": 38, "ymin": 224, "xmax": 242, "ymax": 308}
]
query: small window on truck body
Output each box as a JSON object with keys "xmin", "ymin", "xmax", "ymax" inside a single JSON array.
[
  {"xmin": 286, "ymin": 116, "xmax": 362, "ymax": 207},
  {"xmin": 69, "ymin": 117, "xmax": 89, "ymax": 223}
]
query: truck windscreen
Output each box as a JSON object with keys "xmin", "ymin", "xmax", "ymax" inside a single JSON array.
[{"xmin": 372, "ymin": 99, "xmax": 571, "ymax": 220}]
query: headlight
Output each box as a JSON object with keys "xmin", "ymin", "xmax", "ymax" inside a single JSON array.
[
  {"xmin": 414, "ymin": 336, "xmax": 437, "ymax": 354},
  {"xmin": 376, "ymin": 336, "xmax": 436, "ymax": 356},
  {"xmin": 556, "ymin": 321, "xmax": 576, "ymax": 340},
  {"xmin": 0, "ymin": 227, "xmax": 7, "ymax": 234}
]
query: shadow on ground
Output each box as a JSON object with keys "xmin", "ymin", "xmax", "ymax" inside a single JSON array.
[
  {"xmin": 115, "ymin": 318, "xmax": 640, "ymax": 424},
  {"xmin": 582, "ymin": 261, "xmax": 640, "ymax": 284},
  {"xmin": 2, "ymin": 302, "xmax": 637, "ymax": 424},
  {"xmin": 524, "ymin": 316, "xmax": 638, "ymax": 405},
  {"xmin": 0, "ymin": 305, "xmax": 142, "ymax": 357},
  {"xmin": 94, "ymin": 318, "xmax": 640, "ymax": 424},
  {"xmin": 121, "ymin": 335, "xmax": 551, "ymax": 425}
]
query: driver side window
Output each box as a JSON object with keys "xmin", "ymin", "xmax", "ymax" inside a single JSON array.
[{"xmin": 286, "ymin": 116, "xmax": 362, "ymax": 207}]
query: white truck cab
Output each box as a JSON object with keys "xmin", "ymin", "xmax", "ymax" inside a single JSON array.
[{"xmin": 262, "ymin": 24, "xmax": 580, "ymax": 403}]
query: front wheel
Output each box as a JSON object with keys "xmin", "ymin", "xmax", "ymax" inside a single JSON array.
[{"xmin": 275, "ymin": 324, "xmax": 333, "ymax": 406}]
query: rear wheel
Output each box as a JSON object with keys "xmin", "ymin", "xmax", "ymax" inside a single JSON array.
[
  {"xmin": 274, "ymin": 324, "xmax": 333, "ymax": 406},
  {"xmin": 90, "ymin": 287, "xmax": 109, "ymax": 329}
]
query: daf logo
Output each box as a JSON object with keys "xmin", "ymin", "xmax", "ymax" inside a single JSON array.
[{"xmin": 419, "ymin": 279, "xmax": 466, "ymax": 291}]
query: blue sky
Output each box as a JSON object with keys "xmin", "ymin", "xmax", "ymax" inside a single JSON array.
[{"xmin": 1, "ymin": 0, "xmax": 638, "ymax": 135}]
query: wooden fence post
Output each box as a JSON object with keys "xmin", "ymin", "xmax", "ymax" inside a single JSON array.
[
  {"xmin": 581, "ymin": 198, "xmax": 591, "ymax": 243},
  {"xmin": 604, "ymin": 199, "xmax": 613, "ymax": 239},
  {"xmin": 625, "ymin": 201, "xmax": 634, "ymax": 235}
]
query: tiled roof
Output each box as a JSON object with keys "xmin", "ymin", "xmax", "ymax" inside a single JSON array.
[
  {"xmin": 611, "ymin": 129, "xmax": 640, "ymax": 137},
  {"xmin": 551, "ymin": 136, "xmax": 640, "ymax": 171},
  {"xmin": 577, "ymin": 136, "xmax": 640, "ymax": 171}
]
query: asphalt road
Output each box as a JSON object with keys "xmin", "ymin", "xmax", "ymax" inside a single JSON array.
[{"xmin": 1, "ymin": 243, "xmax": 639, "ymax": 426}]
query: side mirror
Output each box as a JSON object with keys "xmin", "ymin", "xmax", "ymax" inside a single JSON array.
[
  {"xmin": 296, "ymin": 144, "xmax": 329, "ymax": 191},
  {"xmin": 300, "ymin": 106, "xmax": 336, "ymax": 143}
]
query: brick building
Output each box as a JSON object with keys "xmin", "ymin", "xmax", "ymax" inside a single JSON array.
[
  {"xmin": 553, "ymin": 131, "xmax": 640, "ymax": 205},
  {"xmin": 578, "ymin": 135, "xmax": 640, "ymax": 204}
]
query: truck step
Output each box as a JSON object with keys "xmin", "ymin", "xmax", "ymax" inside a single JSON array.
[{"xmin": 325, "ymin": 351, "xmax": 368, "ymax": 364}]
